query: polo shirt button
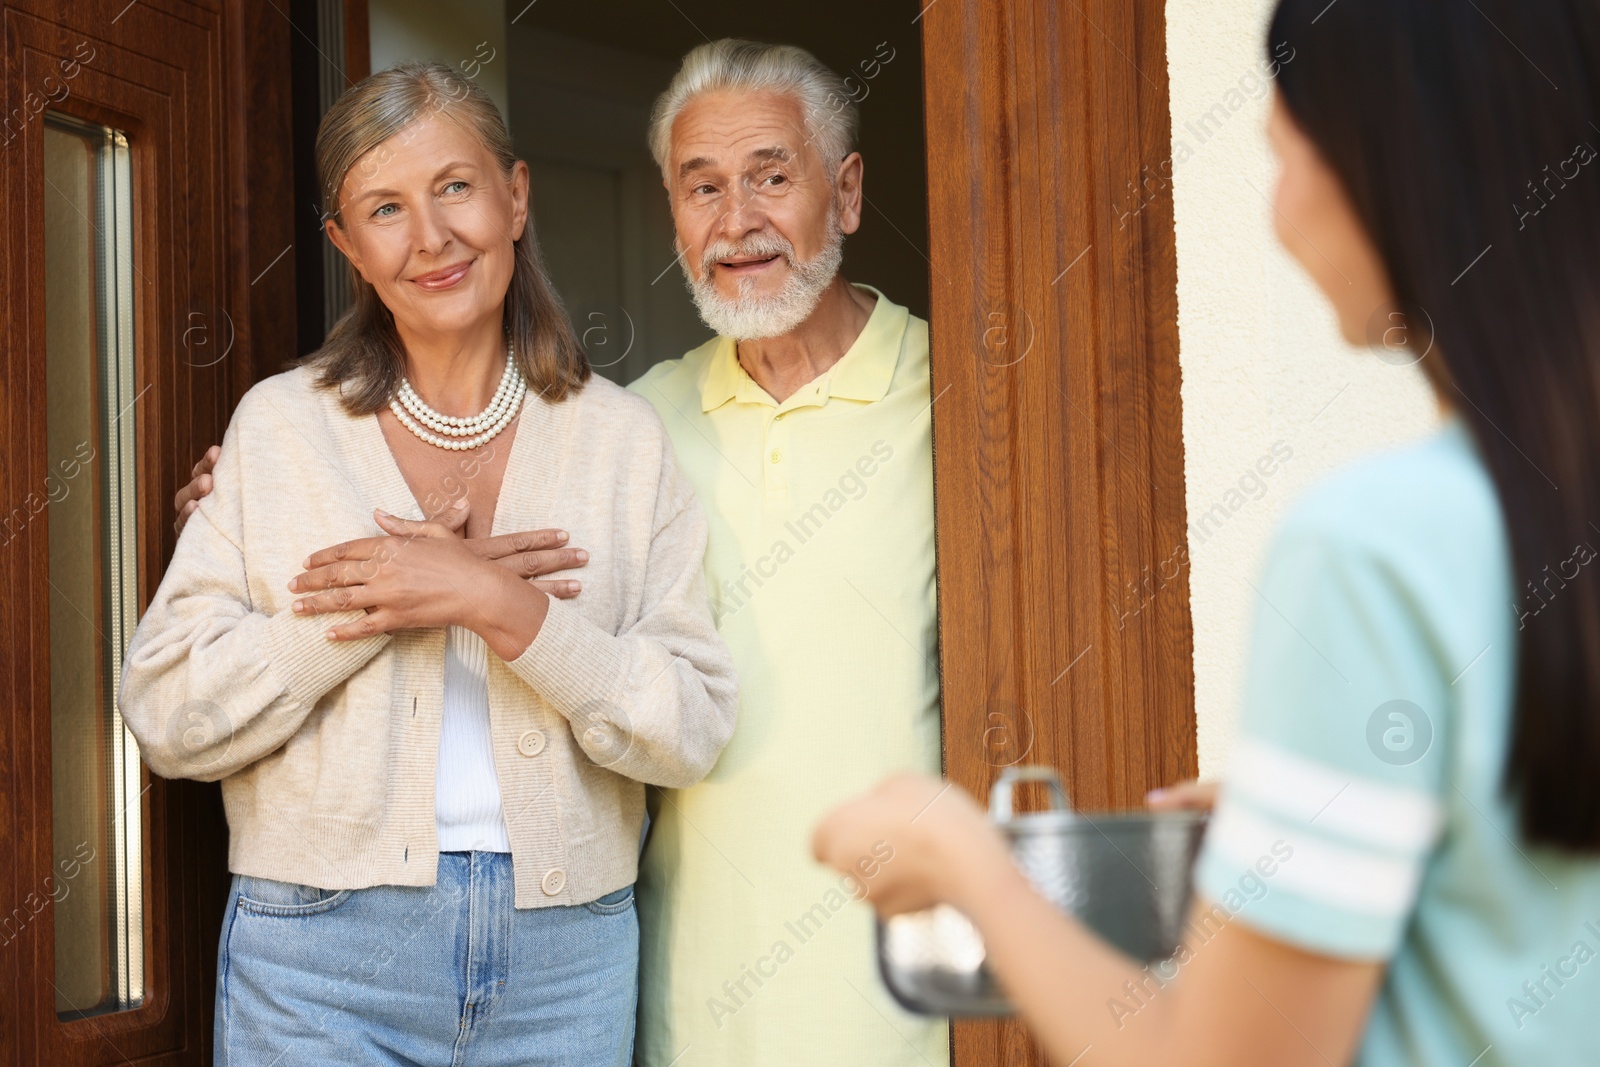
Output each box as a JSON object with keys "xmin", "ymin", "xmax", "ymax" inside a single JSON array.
[
  {"xmin": 518, "ymin": 729, "xmax": 546, "ymax": 757},
  {"xmin": 770, "ymin": 449, "xmax": 782, "ymax": 463},
  {"xmin": 541, "ymin": 868, "xmax": 566, "ymax": 896}
]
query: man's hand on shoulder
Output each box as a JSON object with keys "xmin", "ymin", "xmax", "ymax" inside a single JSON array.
[{"xmin": 173, "ymin": 445, "xmax": 221, "ymax": 535}]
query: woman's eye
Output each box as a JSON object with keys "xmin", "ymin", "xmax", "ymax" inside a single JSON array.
[
  {"xmin": 372, "ymin": 203, "xmax": 398, "ymax": 218},
  {"xmin": 443, "ymin": 180, "xmax": 469, "ymax": 195}
]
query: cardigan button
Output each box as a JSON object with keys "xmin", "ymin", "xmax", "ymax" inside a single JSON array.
[
  {"xmin": 517, "ymin": 729, "xmax": 546, "ymax": 757},
  {"xmin": 541, "ymin": 868, "xmax": 566, "ymax": 896}
]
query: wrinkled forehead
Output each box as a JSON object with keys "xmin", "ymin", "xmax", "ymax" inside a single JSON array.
[
  {"xmin": 335, "ymin": 112, "xmax": 493, "ymax": 209},
  {"xmin": 668, "ymin": 89, "xmax": 821, "ymax": 177}
]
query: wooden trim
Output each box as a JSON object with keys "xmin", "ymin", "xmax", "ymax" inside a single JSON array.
[
  {"xmin": 920, "ymin": 2, "xmax": 1196, "ymax": 1062},
  {"xmin": 343, "ymin": 0, "xmax": 369, "ymax": 84},
  {"xmin": 228, "ymin": 0, "xmax": 298, "ymax": 391}
]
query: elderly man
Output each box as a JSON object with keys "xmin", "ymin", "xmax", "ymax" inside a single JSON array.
[
  {"xmin": 172, "ymin": 38, "xmax": 944, "ymax": 1067},
  {"xmin": 627, "ymin": 40, "xmax": 945, "ymax": 1067}
]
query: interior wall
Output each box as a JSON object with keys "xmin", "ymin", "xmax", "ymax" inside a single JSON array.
[
  {"xmin": 1164, "ymin": 0, "xmax": 1441, "ymax": 777},
  {"xmin": 505, "ymin": 27, "xmax": 710, "ymax": 383},
  {"xmin": 369, "ymin": 0, "xmax": 508, "ymax": 118}
]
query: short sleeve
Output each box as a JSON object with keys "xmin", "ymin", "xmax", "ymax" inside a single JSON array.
[{"xmin": 1194, "ymin": 523, "xmax": 1451, "ymax": 960}]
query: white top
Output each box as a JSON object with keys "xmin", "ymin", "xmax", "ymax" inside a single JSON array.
[{"xmin": 435, "ymin": 625, "xmax": 511, "ymax": 852}]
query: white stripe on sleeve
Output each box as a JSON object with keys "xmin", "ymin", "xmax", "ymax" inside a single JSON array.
[
  {"xmin": 1207, "ymin": 799, "xmax": 1426, "ymax": 917},
  {"xmin": 1226, "ymin": 737, "xmax": 1443, "ymax": 854}
]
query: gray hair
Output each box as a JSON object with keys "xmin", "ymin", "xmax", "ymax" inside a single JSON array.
[{"xmin": 648, "ymin": 39, "xmax": 859, "ymax": 177}]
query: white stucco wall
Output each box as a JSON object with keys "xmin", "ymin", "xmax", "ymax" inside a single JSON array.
[
  {"xmin": 369, "ymin": 0, "xmax": 508, "ymax": 119},
  {"xmin": 1164, "ymin": 0, "xmax": 1440, "ymax": 777}
]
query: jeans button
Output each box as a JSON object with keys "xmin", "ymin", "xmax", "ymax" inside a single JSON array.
[
  {"xmin": 541, "ymin": 868, "xmax": 566, "ymax": 896},
  {"xmin": 517, "ymin": 729, "xmax": 546, "ymax": 757}
]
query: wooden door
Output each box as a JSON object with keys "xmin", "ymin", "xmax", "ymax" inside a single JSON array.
[
  {"xmin": 921, "ymin": 2, "xmax": 1197, "ymax": 1065},
  {"xmin": 0, "ymin": 1, "xmax": 294, "ymax": 1062}
]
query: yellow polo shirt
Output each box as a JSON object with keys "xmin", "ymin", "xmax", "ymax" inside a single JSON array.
[{"xmin": 628, "ymin": 287, "xmax": 948, "ymax": 1067}]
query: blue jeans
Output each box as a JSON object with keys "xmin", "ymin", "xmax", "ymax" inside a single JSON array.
[{"xmin": 215, "ymin": 852, "xmax": 637, "ymax": 1066}]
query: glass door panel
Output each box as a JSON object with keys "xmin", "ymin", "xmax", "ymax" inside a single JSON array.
[{"xmin": 42, "ymin": 112, "xmax": 144, "ymax": 1021}]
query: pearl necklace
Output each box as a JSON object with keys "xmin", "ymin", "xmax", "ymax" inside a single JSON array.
[{"xmin": 389, "ymin": 346, "xmax": 526, "ymax": 451}]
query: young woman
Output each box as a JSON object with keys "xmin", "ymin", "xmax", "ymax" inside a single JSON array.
[
  {"xmin": 121, "ymin": 63, "xmax": 737, "ymax": 1065},
  {"xmin": 814, "ymin": 2, "xmax": 1600, "ymax": 1064}
]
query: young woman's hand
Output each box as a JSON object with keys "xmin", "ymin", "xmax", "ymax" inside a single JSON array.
[
  {"xmin": 289, "ymin": 506, "xmax": 538, "ymax": 645},
  {"xmin": 811, "ymin": 772, "xmax": 1020, "ymax": 916},
  {"xmin": 1145, "ymin": 778, "xmax": 1220, "ymax": 812}
]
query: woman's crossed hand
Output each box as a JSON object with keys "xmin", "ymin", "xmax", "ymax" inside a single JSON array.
[{"xmin": 288, "ymin": 503, "xmax": 584, "ymax": 657}]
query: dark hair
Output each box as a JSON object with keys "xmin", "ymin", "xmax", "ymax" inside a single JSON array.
[
  {"xmin": 1269, "ymin": 0, "xmax": 1600, "ymax": 850},
  {"xmin": 309, "ymin": 62, "xmax": 588, "ymax": 412}
]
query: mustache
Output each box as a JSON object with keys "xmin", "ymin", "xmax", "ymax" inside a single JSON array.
[{"xmin": 699, "ymin": 232, "xmax": 796, "ymax": 277}]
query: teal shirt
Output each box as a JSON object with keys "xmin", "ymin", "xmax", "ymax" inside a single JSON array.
[{"xmin": 1195, "ymin": 418, "xmax": 1600, "ymax": 1066}]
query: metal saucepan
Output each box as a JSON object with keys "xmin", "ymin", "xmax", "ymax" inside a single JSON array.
[{"xmin": 877, "ymin": 765, "xmax": 1208, "ymax": 1016}]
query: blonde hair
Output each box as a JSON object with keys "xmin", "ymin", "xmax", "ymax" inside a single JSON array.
[
  {"xmin": 648, "ymin": 39, "xmax": 858, "ymax": 176},
  {"xmin": 310, "ymin": 62, "xmax": 587, "ymax": 413}
]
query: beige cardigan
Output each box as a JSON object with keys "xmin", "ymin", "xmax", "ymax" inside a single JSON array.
[{"xmin": 120, "ymin": 366, "xmax": 738, "ymax": 908}]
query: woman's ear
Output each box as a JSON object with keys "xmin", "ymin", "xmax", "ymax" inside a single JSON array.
[
  {"xmin": 508, "ymin": 159, "xmax": 531, "ymax": 242},
  {"xmin": 323, "ymin": 217, "xmax": 367, "ymax": 283}
]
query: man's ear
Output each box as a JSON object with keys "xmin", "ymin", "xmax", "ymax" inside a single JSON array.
[
  {"xmin": 323, "ymin": 217, "xmax": 366, "ymax": 282},
  {"xmin": 835, "ymin": 151, "xmax": 864, "ymax": 236}
]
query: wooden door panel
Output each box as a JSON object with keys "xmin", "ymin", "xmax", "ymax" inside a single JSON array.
[
  {"xmin": 920, "ymin": 2, "xmax": 1195, "ymax": 1064},
  {"xmin": 7, "ymin": 3, "xmax": 222, "ymax": 1063},
  {"xmin": 1, "ymin": 1, "xmax": 293, "ymax": 1063}
]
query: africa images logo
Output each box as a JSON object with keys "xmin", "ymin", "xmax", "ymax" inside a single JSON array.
[{"xmin": 1365, "ymin": 699, "xmax": 1433, "ymax": 767}]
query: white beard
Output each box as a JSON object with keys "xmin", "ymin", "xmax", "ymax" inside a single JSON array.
[{"xmin": 683, "ymin": 217, "xmax": 844, "ymax": 341}]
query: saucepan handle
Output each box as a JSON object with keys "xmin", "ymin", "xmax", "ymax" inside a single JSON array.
[{"xmin": 990, "ymin": 765, "xmax": 1073, "ymax": 821}]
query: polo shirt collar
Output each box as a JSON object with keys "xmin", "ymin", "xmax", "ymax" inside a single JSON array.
[{"xmin": 698, "ymin": 284, "xmax": 908, "ymax": 412}]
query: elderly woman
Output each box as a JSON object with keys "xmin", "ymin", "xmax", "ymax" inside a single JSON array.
[{"xmin": 120, "ymin": 63, "xmax": 737, "ymax": 1065}]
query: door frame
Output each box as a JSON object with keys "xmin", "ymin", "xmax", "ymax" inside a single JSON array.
[{"xmin": 920, "ymin": 3, "xmax": 1197, "ymax": 1063}]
